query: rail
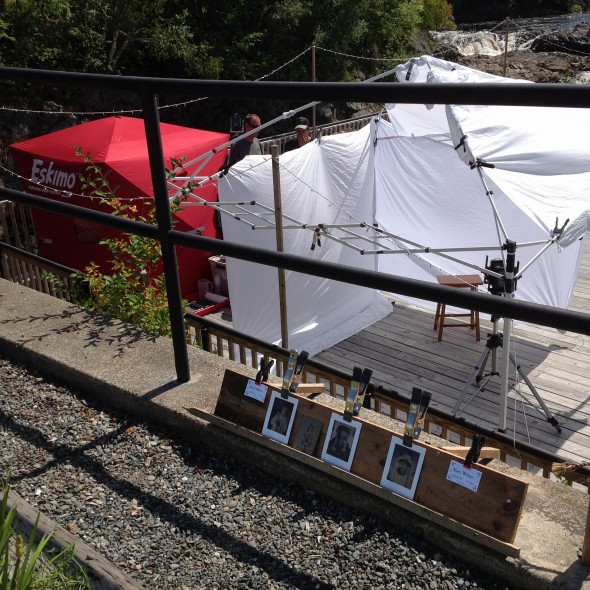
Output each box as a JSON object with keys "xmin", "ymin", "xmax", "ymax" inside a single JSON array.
[
  {"xmin": 260, "ymin": 112, "xmax": 383, "ymax": 154},
  {"xmin": 0, "ymin": 242, "xmax": 83, "ymax": 302},
  {"xmin": 0, "ymin": 200, "xmax": 36, "ymax": 253},
  {"xmin": 1, "ymin": 67, "xmax": 590, "ymax": 555},
  {"xmin": 3, "ymin": 238, "xmax": 588, "ymax": 489},
  {"xmin": 185, "ymin": 313, "xmax": 590, "ymax": 490}
]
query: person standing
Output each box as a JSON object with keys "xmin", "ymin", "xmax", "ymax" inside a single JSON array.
[
  {"xmin": 283, "ymin": 116, "xmax": 312, "ymax": 152},
  {"xmin": 227, "ymin": 113, "xmax": 262, "ymax": 167}
]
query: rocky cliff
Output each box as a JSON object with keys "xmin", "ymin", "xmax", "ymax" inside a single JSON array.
[{"xmin": 434, "ymin": 23, "xmax": 590, "ymax": 82}]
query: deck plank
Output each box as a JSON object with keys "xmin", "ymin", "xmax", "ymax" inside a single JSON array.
[{"xmin": 315, "ymin": 241, "xmax": 590, "ymax": 465}]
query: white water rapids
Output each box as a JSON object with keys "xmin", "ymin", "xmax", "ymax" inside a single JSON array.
[{"xmin": 432, "ymin": 11, "xmax": 590, "ymax": 57}]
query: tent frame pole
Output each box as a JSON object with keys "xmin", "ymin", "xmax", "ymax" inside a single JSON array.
[{"xmin": 272, "ymin": 144, "xmax": 289, "ymax": 348}]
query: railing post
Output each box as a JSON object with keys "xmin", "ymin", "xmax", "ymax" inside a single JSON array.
[
  {"xmin": 141, "ymin": 92, "xmax": 190, "ymax": 383},
  {"xmin": 200, "ymin": 325, "xmax": 210, "ymax": 352},
  {"xmin": 583, "ymin": 492, "xmax": 590, "ymax": 565}
]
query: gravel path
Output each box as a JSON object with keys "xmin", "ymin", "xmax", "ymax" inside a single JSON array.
[{"xmin": 0, "ymin": 356, "xmax": 510, "ymax": 590}]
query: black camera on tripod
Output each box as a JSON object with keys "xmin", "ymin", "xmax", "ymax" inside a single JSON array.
[
  {"xmin": 484, "ymin": 253, "xmax": 520, "ymax": 296},
  {"xmin": 484, "ymin": 257, "xmax": 506, "ymax": 295}
]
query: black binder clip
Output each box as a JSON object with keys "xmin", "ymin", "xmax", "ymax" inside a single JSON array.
[
  {"xmin": 255, "ymin": 358, "xmax": 274, "ymax": 385},
  {"xmin": 354, "ymin": 369, "xmax": 372, "ymax": 417},
  {"xmin": 311, "ymin": 227, "xmax": 322, "ymax": 250},
  {"xmin": 464, "ymin": 434, "xmax": 486, "ymax": 468},
  {"xmin": 343, "ymin": 367, "xmax": 372, "ymax": 422},
  {"xmin": 403, "ymin": 388, "xmax": 432, "ymax": 447},
  {"xmin": 311, "ymin": 225, "xmax": 329, "ymax": 251}
]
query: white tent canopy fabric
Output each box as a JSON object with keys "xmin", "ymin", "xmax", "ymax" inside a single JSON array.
[
  {"xmin": 218, "ymin": 55, "xmax": 590, "ymax": 357},
  {"xmin": 217, "ymin": 126, "xmax": 393, "ymax": 357}
]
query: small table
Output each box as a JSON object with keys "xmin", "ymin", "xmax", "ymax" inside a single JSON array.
[{"xmin": 434, "ymin": 274, "xmax": 483, "ymax": 342}]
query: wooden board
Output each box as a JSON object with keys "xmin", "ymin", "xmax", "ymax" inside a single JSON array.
[
  {"xmin": 214, "ymin": 369, "xmax": 528, "ymax": 545},
  {"xmin": 191, "ymin": 406, "xmax": 519, "ymax": 558},
  {"xmin": 8, "ymin": 488, "xmax": 145, "ymax": 590}
]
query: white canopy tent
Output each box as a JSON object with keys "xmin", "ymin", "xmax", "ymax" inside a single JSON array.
[
  {"xmin": 217, "ymin": 127, "xmax": 393, "ymax": 356},
  {"xmin": 217, "ymin": 56, "xmax": 590, "ymax": 358}
]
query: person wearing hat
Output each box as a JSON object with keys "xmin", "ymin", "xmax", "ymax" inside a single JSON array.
[
  {"xmin": 227, "ymin": 113, "xmax": 262, "ymax": 167},
  {"xmin": 283, "ymin": 116, "xmax": 312, "ymax": 152}
]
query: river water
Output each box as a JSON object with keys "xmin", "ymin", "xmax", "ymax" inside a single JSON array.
[{"xmin": 433, "ymin": 11, "xmax": 590, "ymax": 57}]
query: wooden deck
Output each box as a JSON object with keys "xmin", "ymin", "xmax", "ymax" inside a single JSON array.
[{"xmin": 315, "ymin": 241, "xmax": 590, "ymax": 466}]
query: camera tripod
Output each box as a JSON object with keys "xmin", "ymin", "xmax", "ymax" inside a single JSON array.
[{"xmin": 453, "ymin": 317, "xmax": 561, "ymax": 433}]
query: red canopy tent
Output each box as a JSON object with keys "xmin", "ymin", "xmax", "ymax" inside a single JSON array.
[{"xmin": 10, "ymin": 116, "xmax": 229, "ymax": 301}]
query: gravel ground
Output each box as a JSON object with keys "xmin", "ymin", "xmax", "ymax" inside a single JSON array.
[{"xmin": 0, "ymin": 356, "xmax": 510, "ymax": 590}]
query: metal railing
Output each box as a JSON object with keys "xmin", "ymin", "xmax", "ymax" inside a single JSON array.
[
  {"xmin": 2, "ymin": 67, "xmax": 590, "ymax": 490},
  {"xmin": 2, "ymin": 235, "xmax": 588, "ymax": 489}
]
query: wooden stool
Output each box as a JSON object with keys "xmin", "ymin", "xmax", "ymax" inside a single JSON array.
[{"xmin": 434, "ymin": 274, "xmax": 483, "ymax": 342}]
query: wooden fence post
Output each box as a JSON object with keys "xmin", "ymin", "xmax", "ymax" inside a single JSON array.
[{"xmin": 582, "ymin": 492, "xmax": 590, "ymax": 565}]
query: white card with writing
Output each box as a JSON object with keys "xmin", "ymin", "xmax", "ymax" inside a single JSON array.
[
  {"xmin": 244, "ymin": 379, "xmax": 268, "ymax": 403},
  {"xmin": 446, "ymin": 459, "xmax": 483, "ymax": 492}
]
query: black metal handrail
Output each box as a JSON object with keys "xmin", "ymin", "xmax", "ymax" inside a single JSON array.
[{"xmin": 2, "ymin": 66, "xmax": 590, "ymax": 386}]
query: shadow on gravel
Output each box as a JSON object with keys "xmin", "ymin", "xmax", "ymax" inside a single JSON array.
[{"xmin": 0, "ymin": 406, "xmax": 337, "ymax": 589}]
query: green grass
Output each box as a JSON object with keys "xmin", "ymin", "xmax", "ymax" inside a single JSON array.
[{"xmin": 0, "ymin": 485, "xmax": 90, "ymax": 590}]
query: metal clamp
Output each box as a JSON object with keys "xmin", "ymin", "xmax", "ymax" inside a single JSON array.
[
  {"xmin": 403, "ymin": 388, "xmax": 432, "ymax": 447},
  {"xmin": 343, "ymin": 367, "xmax": 372, "ymax": 422}
]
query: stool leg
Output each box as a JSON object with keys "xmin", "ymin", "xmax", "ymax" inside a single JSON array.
[
  {"xmin": 437, "ymin": 304, "xmax": 446, "ymax": 342},
  {"xmin": 475, "ymin": 310, "xmax": 480, "ymax": 341},
  {"xmin": 434, "ymin": 303, "xmax": 441, "ymax": 330}
]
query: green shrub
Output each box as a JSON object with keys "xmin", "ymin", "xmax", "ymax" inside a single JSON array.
[{"xmin": 73, "ymin": 149, "xmax": 190, "ymax": 337}]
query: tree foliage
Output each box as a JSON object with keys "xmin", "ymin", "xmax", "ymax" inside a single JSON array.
[
  {"xmin": 0, "ymin": 0, "xmax": 455, "ymax": 137},
  {"xmin": 0, "ymin": 0, "xmax": 453, "ymax": 79},
  {"xmin": 0, "ymin": 0, "xmax": 219, "ymax": 75}
]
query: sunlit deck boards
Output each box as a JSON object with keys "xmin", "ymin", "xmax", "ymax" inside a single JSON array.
[{"xmin": 315, "ymin": 241, "xmax": 590, "ymax": 465}]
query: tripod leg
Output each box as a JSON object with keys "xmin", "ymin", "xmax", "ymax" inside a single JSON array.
[
  {"xmin": 453, "ymin": 347, "xmax": 491, "ymax": 416},
  {"xmin": 509, "ymin": 353, "xmax": 561, "ymax": 433}
]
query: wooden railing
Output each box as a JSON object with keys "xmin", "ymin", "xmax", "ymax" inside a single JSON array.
[
  {"xmin": 185, "ymin": 313, "xmax": 590, "ymax": 490},
  {"xmin": 0, "ymin": 200, "xmax": 36, "ymax": 253},
  {"xmin": 260, "ymin": 112, "xmax": 384, "ymax": 154},
  {"xmin": 0, "ymin": 242, "xmax": 83, "ymax": 302},
  {"xmin": 4, "ymin": 213, "xmax": 589, "ymax": 491}
]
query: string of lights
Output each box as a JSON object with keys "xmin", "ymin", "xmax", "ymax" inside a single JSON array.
[
  {"xmin": 0, "ymin": 162, "xmax": 153, "ymax": 203},
  {"xmin": 315, "ymin": 45, "xmax": 411, "ymax": 62},
  {"xmin": 2, "ymin": 22, "xmax": 587, "ymax": 218},
  {"xmin": 0, "ymin": 46, "xmax": 312, "ymax": 117},
  {"xmin": 255, "ymin": 46, "xmax": 312, "ymax": 81}
]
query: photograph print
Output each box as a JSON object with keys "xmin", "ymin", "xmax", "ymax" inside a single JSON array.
[
  {"xmin": 380, "ymin": 436, "xmax": 426, "ymax": 500},
  {"xmin": 292, "ymin": 416, "xmax": 322, "ymax": 455},
  {"xmin": 321, "ymin": 412, "xmax": 362, "ymax": 471},
  {"xmin": 261, "ymin": 390, "xmax": 299, "ymax": 444}
]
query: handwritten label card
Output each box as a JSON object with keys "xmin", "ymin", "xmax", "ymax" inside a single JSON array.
[
  {"xmin": 446, "ymin": 459, "xmax": 483, "ymax": 492},
  {"xmin": 244, "ymin": 379, "xmax": 268, "ymax": 403}
]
